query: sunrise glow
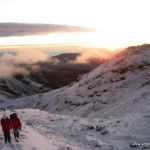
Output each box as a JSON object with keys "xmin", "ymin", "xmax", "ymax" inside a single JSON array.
[{"xmin": 0, "ymin": 0, "xmax": 150, "ymax": 50}]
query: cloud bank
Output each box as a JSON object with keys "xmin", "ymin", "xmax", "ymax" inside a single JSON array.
[
  {"xmin": 68, "ymin": 49, "xmax": 114, "ymax": 64},
  {"xmin": 0, "ymin": 49, "xmax": 59, "ymax": 78},
  {"xmin": 0, "ymin": 23, "xmax": 94, "ymax": 37},
  {"xmin": 0, "ymin": 46, "xmax": 118, "ymax": 78}
]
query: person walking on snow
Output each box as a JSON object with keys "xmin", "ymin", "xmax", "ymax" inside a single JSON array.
[
  {"xmin": 1, "ymin": 113, "xmax": 12, "ymax": 144},
  {"xmin": 10, "ymin": 113, "xmax": 21, "ymax": 142}
]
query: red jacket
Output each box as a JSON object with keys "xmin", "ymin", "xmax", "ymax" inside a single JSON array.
[
  {"xmin": 10, "ymin": 118, "xmax": 21, "ymax": 129},
  {"xmin": 1, "ymin": 117, "xmax": 12, "ymax": 133}
]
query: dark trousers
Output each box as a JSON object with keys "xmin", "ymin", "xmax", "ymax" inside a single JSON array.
[
  {"xmin": 14, "ymin": 132, "xmax": 19, "ymax": 138},
  {"xmin": 4, "ymin": 132, "xmax": 11, "ymax": 143}
]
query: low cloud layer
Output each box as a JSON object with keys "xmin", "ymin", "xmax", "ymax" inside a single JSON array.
[
  {"xmin": 0, "ymin": 49, "xmax": 59, "ymax": 78},
  {"xmin": 68, "ymin": 49, "xmax": 115, "ymax": 64},
  {"xmin": 1, "ymin": 49, "xmax": 48, "ymax": 63},
  {"xmin": 0, "ymin": 62, "xmax": 27, "ymax": 78},
  {"xmin": 0, "ymin": 47, "xmax": 119, "ymax": 78},
  {"xmin": 0, "ymin": 23, "xmax": 94, "ymax": 37}
]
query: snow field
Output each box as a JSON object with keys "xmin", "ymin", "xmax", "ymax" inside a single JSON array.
[{"xmin": 0, "ymin": 108, "xmax": 150, "ymax": 150}]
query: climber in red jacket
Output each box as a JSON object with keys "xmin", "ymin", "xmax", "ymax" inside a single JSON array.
[
  {"xmin": 10, "ymin": 113, "xmax": 22, "ymax": 142},
  {"xmin": 1, "ymin": 113, "xmax": 12, "ymax": 144}
]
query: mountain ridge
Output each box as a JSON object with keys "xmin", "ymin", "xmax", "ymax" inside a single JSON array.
[{"xmin": 4, "ymin": 44, "xmax": 150, "ymax": 118}]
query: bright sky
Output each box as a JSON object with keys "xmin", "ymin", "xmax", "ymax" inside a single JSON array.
[{"xmin": 0, "ymin": 0, "xmax": 150, "ymax": 49}]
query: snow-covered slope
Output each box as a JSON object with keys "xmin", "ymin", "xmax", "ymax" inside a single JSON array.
[
  {"xmin": 7, "ymin": 44, "xmax": 150, "ymax": 118},
  {"xmin": 0, "ymin": 76, "xmax": 49, "ymax": 102},
  {"xmin": 1, "ymin": 108, "xmax": 150, "ymax": 150}
]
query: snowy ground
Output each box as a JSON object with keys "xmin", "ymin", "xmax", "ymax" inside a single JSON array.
[{"xmin": 0, "ymin": 108, "xmax": 150, "ymax": 150}]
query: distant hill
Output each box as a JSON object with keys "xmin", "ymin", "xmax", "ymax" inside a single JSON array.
[{"xmin": 53, "ymin": 53, "xmax": 80, "ymax": 63}]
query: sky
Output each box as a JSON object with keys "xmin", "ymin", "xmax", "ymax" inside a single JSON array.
[{"xmin": 0, "ymin": 0, "xmax": 150, "ymax": 50}]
